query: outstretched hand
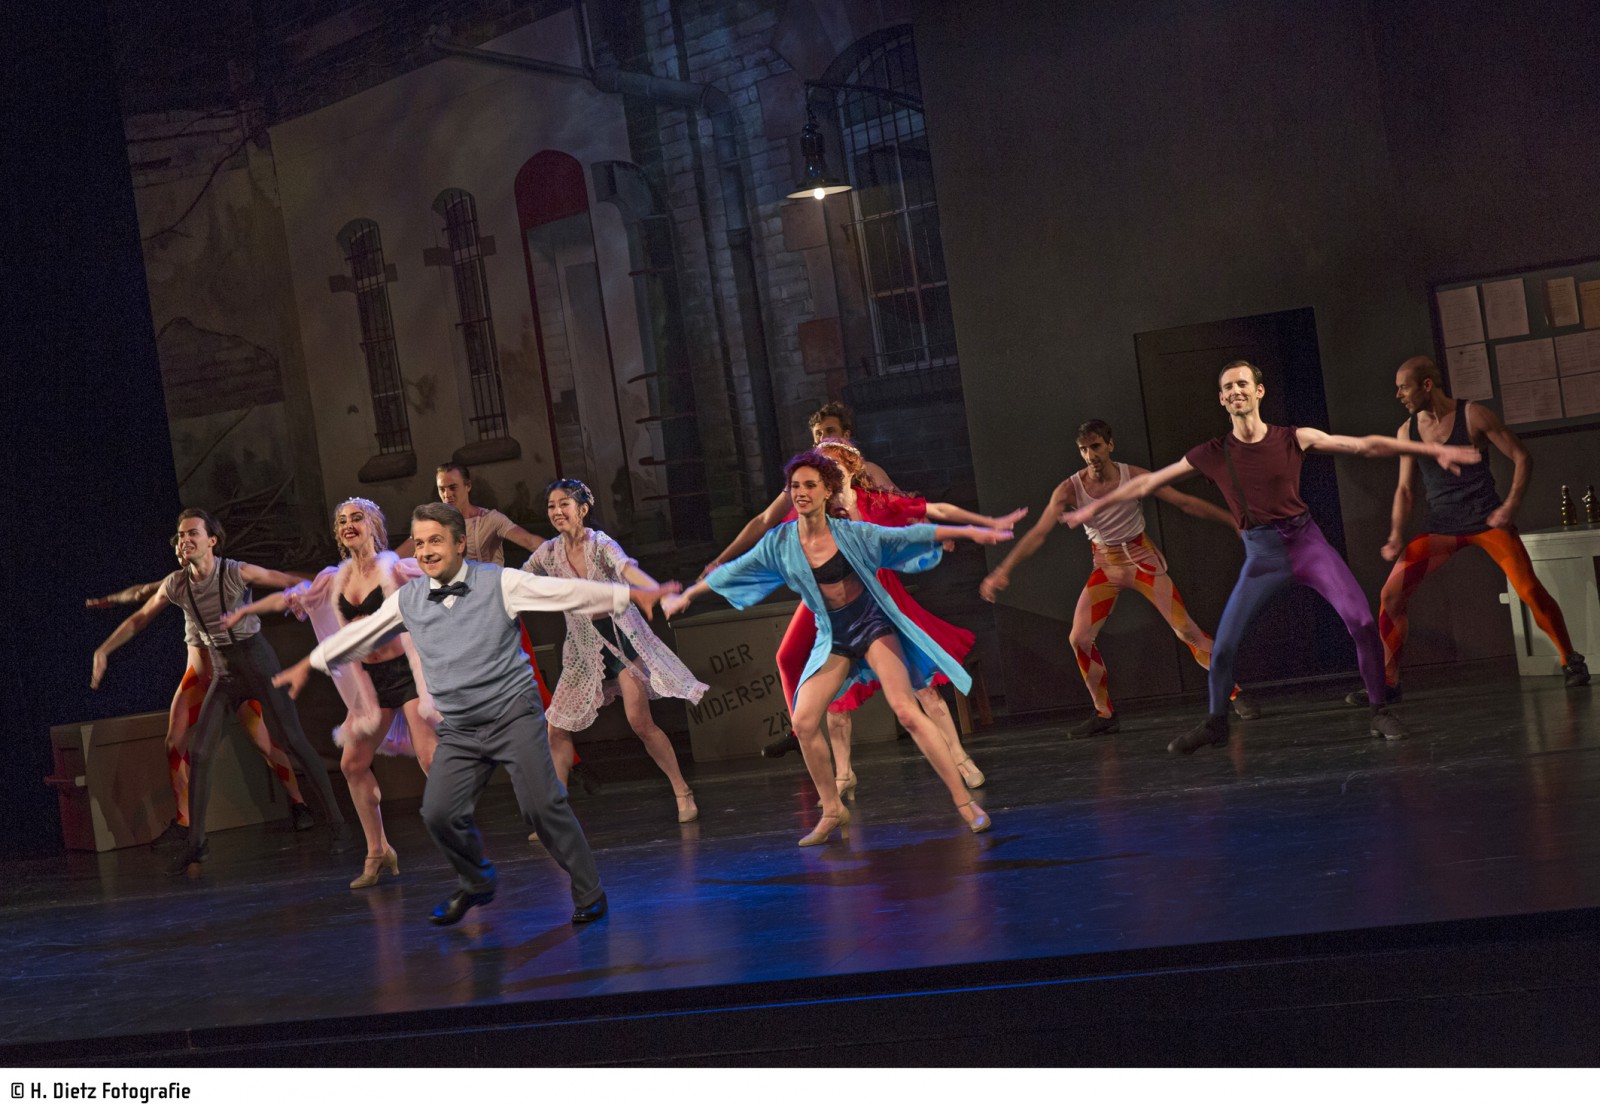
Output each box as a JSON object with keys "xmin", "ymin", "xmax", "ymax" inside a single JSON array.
[
  {"xmin": 630, "ymin": 581, "xmax": 682, "ymax": 621},
  {"xmin": 661, "ymin": 592, "xmax": 692, "ymax": 621},
  {"xmin": 85, "ymin": 597, "xmax": 114, "ymax": 610},
  {"xmin": 968, "ymin": 527, "xmax": 1014, "ymax": 546},
  {"xmin": 1059, "ymin": 507, "xmax": 1089, "ymax": 529},
  {"xmin": 218, "ymin": 609, "xmax": 246, "ymax": 631},
  {"xmin": 1436, "ymin": 444, "xmax": 1481, "ymax": 475},
  {"xmin": 992, "ymin": 506, "xmax": 1029, "ymax": 530},
  {"xmin": 272, "ymin": 659, "xmax": 312, "ymax": 700},
  {"xmin": 978, "ymin": 570, "xmax": 1009, "ymax": 603}
]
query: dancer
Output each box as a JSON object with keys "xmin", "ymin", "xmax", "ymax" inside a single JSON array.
[
  {"xmin": 1061, "ymin": 360, "xmax": 1479, "ymax": 752},
  {"xmin": 91, "ymin": 509, "xmax": 351, "ymax": 872},
  {"xmin": 395, "ymin": 462, "xmax": 540, "ymax": 565},
  {"xmin": 981, "ymin": 418, "xmax": 1252, "ymax": 735},
  {"xmin": 707, "ymin": 405, "xmax": 1017, "ymax": 784},
  {"xmin": 664, "ymin": 449, "xmax": 1013, "ymax": 844},
  {"xmin": 221, "ymin": 498, "xmax": 440, "ymax": 888},
  {"xmin": 87, "ymin": 557, "xmax": 316, "ymax": 846},
  {"xmin": 275, "ymin": 502, "xmax": 676, "ymax": 926},
  {"xmin": 525, "ymin": 478, "xmax": 707, "ymax": 823},
  {"xmin": 1350, "ymin": 356, "xmax": 1589, "ymax": 700},
  {"xmin": 779, "ymin": 440, "xmax": 1019, "ymax": 798},
  {"xmin": 398, "ymin": 461, "xmax": 598, "ymax": 789}
]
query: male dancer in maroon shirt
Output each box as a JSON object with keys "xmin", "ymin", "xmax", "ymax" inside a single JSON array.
[{"xmin": 1063, "ymin": 360, "xmax": 1478, "ymax": 753}]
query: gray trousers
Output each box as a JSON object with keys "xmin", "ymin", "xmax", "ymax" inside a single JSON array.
[
  {"xmin": 420, "ymin": 690, "xmax": 603, "ymax": 907},
  {"xmin": 189, "ymin": 633, "xmax": 345, "ymax": 850}
]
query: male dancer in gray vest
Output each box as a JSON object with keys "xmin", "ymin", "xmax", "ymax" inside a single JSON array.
[{"xmin": 275, "ymin": 502, "xmax": 675, "ymax": 926}]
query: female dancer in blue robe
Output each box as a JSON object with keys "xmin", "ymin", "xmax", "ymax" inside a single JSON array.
[{"xmin": 664, "ymin": 449, "xmax": 1013, "ymax": 845}]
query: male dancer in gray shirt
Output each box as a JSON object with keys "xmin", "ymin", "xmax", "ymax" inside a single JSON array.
[{"xmin": 275, "ymin": 502, "xmax": 675, "ymax": 926}]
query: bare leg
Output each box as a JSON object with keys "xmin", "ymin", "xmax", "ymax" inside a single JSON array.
[
  {"xmin": 341, "ymin": 708, "xmax": 393, "ymax": 860},
  {"xmin": 402, "ymin": 699, "xmax": 438, "ymax": 777},
  {"xmin": 914, "ymin": 685, "xmax": 983, "ymax": 788},
  {"xmin": 547, "ymin": 725, "xmax": 576, "ymax": 787},
  {"xmin": 825, "ymin": 710, "xmax": 854, "ymax": 794},
  {"xmin": 864, "ymin": 637, "xmax": 987, "ymax": 830},
  {"xmin": 617, "ymin": 673, "xmax": 696, "ymax": 821},
  {"xmin": 790, "ymin": 656, "xmax": 851, "ymax": 843}
]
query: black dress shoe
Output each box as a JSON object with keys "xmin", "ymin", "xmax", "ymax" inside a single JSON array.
[
  {"xmin": 430, "ymin": 888, "xmax": 495, "ymax": 926},
  {"xmin": 327, "ymin": 822, "xmax": 356, "ymax": 855},
  {"xmin": 290, "ymin": 802, "xmax": 316, "ymax": 831},
  {"xmin": 1069, "ymin": 713, "xmax": 1119, "ymax": 738},
  {"xmin": 1345, "ymin": 685, "xmax": 1402, "ymax": 707},
  {"xmin": 761, "ymin": 731, "xmax": 799, "ymax": 758},
  {"xmin": 150, "ymin": 819, "xmax": 189, "ymax": 850},
  {"xmin": 166, "ymin": 841, "xmax": 208, "ymax": 876},
  {"xmin": 571, "ymin": 892, "xmax": 608, "ymax": 925},
  {"xmin": 570, "ymin": 760, "xmax": 604, "ymax": 795},
  {"xmin": 1564, "ymin": 654, "xmax": 1590, "ymax": 688},
  {"xmin": 1168, "ymin": 714, "xmax": 1230, "ymax": 755}
]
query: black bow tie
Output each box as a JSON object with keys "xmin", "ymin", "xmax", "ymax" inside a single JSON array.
[{"xmin": 428, "ymin": 580, "xmax": 470, "ymax": 603}]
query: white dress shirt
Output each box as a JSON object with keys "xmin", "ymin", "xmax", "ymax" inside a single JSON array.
[{"xmin": 310, "ymin": 560, "xmax": 630, "ymax": 674}]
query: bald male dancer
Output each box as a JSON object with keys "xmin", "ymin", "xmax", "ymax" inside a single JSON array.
[{"xmin": 1349, "ymin": 355, "xmax": 1588, "ymax": 703}]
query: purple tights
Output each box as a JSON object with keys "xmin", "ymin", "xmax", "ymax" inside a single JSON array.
[{"xmin": 1207, "ymin": 515, "xmax": 1386, "ymax": 714}]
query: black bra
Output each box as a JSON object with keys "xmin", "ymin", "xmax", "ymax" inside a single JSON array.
[
  {"xmin": 338, "ymin": 587, "xmax": 384, "ymax": 621},
  {"xmin": 810, "ymin": 549, "xmax": 856, "ymax": 585}
]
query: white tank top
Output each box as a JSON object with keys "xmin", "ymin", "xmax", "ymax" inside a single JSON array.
[{"xmin": 1071, "ymin": 463, "xmax": 1147, "ymax": 546}]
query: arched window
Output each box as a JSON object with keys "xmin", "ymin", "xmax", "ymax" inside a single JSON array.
[
  {"xmin": 336, "ymin": 219, "xmax": 412, "ymax": 455},
  {"xmin": 432, "ymin": 189, "xmax": 509, "ymax": 441},
  {"xmin": 829, "ymin": 29, "xmax": 956, "ymax": 377}
]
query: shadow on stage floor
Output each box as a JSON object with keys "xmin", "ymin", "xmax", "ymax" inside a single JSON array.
[{"xmin": 3, "ymin": 665, "xmax": 1597, "ymax": 1065}]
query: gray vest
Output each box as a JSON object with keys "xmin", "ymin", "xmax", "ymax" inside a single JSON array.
[{"xmin": 397, "ymin": 562, "xmax": 534, "ymax": 728}]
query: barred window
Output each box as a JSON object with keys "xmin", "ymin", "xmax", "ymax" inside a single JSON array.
[
  {"xmin": 337, "ymin": 219, "xmax": 412, "ymax": 454},
  {"xmin": 832, "ymin": 30, "xmax": 956, "ymax": 377},
  {"xmin": 433, "ymin": 189, "xmax": 509, "ymax": 441}
]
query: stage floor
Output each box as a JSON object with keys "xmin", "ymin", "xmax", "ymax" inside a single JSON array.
[{"xmin": 3, "ymin": 667, "xmax": 1597, "ymax": 1062}]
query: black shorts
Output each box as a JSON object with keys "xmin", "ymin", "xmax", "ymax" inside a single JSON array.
[
  {"xmin": 364, "ymin": 653, "xmax": 418, "ymax": 710},
  {"xmin": 593, "ymin": 617, "xmax": 641, "ymax": 680},
  {"xmin": 825, "ymin": 591, "xmax": 897, "ymax": 661}
]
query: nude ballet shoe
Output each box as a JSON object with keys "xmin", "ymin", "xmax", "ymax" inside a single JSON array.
[
  {"xmin": 675, "ymin": 788, "xmax": 699, "ymax": 824},
  {"xmin": 955, "ymin": 757, "xmax": 985, "ymax": 789},
  {"xmin": 349, "ymin": 846, "xmax": 398, "ymax": 889},
  {"xmin": 957, "ymin": 800, "xmax": 991, "ymax": 835},
  {"xmin": 798, "ymin": 806, "xmax": 851, "ymax": 847},
  {"xmin": 816, "ymin": 771, "xmax": 858, "ymax": 806}
]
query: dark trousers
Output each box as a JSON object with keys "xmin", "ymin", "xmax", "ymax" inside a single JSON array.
[
  {"xmin": 188, "ymin": 633, "xmax": 344, "ymax": 850},
  {"xmin": 420, "ymin": 690, "xmax": 603, "ymax": 907}
]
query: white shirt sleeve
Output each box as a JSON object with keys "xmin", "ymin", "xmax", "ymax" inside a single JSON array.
[
  {"xmin": 499, "ymin": 567, "xmax": 630, "ymax": 619},
  {"xmin": 309, "ymin": 591, "xmax": 406, "ymax": 672}
]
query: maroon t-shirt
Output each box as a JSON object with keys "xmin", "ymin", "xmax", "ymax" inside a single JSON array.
[{"xmin": 1184, "ymin": 424, "xmax": 1308, "ymax": 529}]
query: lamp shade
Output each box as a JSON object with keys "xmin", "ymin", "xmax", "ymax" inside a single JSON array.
[{"xmin": 787, "ymin": 117, "xmax": 851, "ymax": 200}]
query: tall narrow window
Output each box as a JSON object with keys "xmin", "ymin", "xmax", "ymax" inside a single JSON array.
[
  {"xmin": 434, "ymin": 189, "xmax": 509, "ymax": 440},
  {"xmin": 831, "ymin": 30, "xmax": 956, "ymax": 377},
  {"xmin": 337, "ymin": 219, "xmax": 412, "ymax": 455}
]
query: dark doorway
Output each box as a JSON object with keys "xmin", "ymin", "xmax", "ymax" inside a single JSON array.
[{"xmin": 1133, "ymin": 307, "xmax": 1356, "ymax": 689}]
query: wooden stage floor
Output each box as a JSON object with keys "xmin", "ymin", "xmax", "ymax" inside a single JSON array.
[{"xmin": 3, "ymin": 667, "xmax": 1597, "ymax": 1065}]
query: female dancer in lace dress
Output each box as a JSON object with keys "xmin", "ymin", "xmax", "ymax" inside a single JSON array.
[
  {"xmin": 223, "ymin": 498, "xmax": 439, "ymax": 887},
  {"xmin": 525, "ymin": 479, "xmax": 708, "ymax": 823},
  {"xmin": 666, "ymin": 450, "xmax": 1013, "ymax": 845}
]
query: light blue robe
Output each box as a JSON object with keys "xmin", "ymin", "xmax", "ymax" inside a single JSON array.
[{"xmin": 706, "ymin": 518, "xmax": 972, "ymax": 709}]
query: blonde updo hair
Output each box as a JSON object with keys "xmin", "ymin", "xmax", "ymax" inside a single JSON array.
[{"xmin": 334, "ymin": 497, "xmax": 389, "ymax": 558}]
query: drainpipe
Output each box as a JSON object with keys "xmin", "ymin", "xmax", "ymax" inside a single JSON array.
[{"xmin": 423, "ymin": 14, "xmax": 786, "ymax": 495}]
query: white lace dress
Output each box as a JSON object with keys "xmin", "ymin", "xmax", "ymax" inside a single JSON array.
[{"xmin": 526, "ymin": 530, "xmax": 708, "ymax": 731}]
